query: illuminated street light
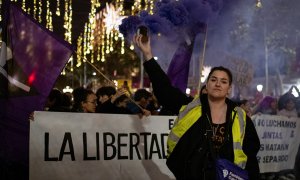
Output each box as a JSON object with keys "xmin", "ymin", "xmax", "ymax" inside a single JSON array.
[{"xmin": 257, "ymin": 84, "xmax": 263, "ymax": 92}]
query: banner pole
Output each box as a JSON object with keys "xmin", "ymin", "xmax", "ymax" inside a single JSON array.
[
  {"xmin": 75, "ymin": 52, "xmax": 145, "ymax": 111},
  {"xmin": 197, "ymin": 25, "xmax": 208, "ymax": 95}
]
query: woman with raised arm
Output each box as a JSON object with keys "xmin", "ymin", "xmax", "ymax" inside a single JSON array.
[{"xmin": 133, "ymin": 34, "xmax": 260, "ymax": 180}]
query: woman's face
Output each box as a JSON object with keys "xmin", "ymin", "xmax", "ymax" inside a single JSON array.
[
  {"xmin": 270, "ymin": 100, "xmax": 277, "ymax": 109},
  {"xmin": 286, "ymin": 99, "xmax": 295, "ymax": 111},
  {"xmin": 206, "ymin": 70, "xmax": 231, "ymax": 100},
  {"xmin": 82, "ymin": 93, "xmax": 97, "ymax": 113}
]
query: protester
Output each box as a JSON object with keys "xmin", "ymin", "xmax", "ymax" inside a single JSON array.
[
  {"xmin": 129, "ymin": 89, "xmax": 151, "ymax": 113},
  {"xmin": 236, "ymin": 99, "xmax": 252, "ymax": 117},
  {"xmin": 278, "ymin": 98, "xmax": 298, "ymax": 118},
  {"xmin": 133, "ymin": 33, "xmax": 260, "ymax": 179},
  {"xmin": 121, "ymin": 80, "xmax": 132, "ymax": 97},
  {"xmin": 253, "ymin": 96, "xmax": 278, "ymax": 115},
  {"xmin": 97, "ymin": 88, "xmax": 130, "ymax": 114},
  {"xmin": 96, "ymin": 86, "xmax": 116, "ymax": 113},
  {"xmin": 71, "ymin": 87, "xmax": 97, "ymax": 113}
]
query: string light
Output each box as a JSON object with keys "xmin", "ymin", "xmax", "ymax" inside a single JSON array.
[
  {"xmin": 38, "ymin": 0, "xmax": 42, "ymax": 23},
  {"xmin": 33, "ymin": 0, "xmax": 37, "ymax": 19},
  {"xmin": 46, "ymin": 0, "xmax": 53, "ymax": 31},
  {"xmin": 256, "ymin": 0, "xmax": 262, "ymax": 8},
  {"xmin": 7, "ymin": 0, "xmax": 151, "ymax": 78},
  {"xmin": 22, "ymin": 0, "xmax": 26, "ymax": 12},
  {"xmin": 56, "ymin": 0, "xmax": 61, "ymax": 16},
  {"xmin": 76, "ymin": 34, "xmax": 83, "ymax": 67},
  {"xmin": 0, "ymin": 0, "xmax": 2, "ymax": 22}
]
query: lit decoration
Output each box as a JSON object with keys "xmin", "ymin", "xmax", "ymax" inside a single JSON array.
[
  {"xmin": 33, "ymin": 0, "xmax": 37, "ymax": 19},
  {"xmin": 46, "ymin": 0, "xmax": 53, "ymax": 31},
  {"xmin": 56, "ymin": 0, "xmax": 61, "ymax": 16},
  {"xmin": 38, "ymin": 0, "xmax": 42, "ymax": 23},
  {"xmin": 64, "ymin": 0, "xmax": 72, "ymax": 43},
  {"xmin": 22, "ymin": 0, "xmax": 26, "ymax": 11},
  {"xmin": 63, "ymin": 86, "xmax": 73, "ymax": 93},
  {"xmin": 256, "ymin": 0, "xmax": 262, "ymax": 8},
  {"xmin": 83, "ymin": 23, "xmax": 88, "ymax": 61},
  {"xmin": 62, "ymin": 0, "xmax": 73, "ymax": 74},
  {"xmin": 103, "ymin": 3, "xmax": 125, "ymax": 33},
  {"xmin": 76, "ymin": 34, "xmax": 83, "ymax": 67},
  {"xmin": 0, "ymin": 0, "xmax": 2, "ymax": 22}
]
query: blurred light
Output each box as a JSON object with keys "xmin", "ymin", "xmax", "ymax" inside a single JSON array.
[
  {"xmin": 93, "ymin": 72, "xmax": 96, "ymax": 76},
  {"xmin": 130, "ymin": 44, "xmax": 134, "ymax": 50},
  {"xmin": 291, "ymin": 85, "xmax": 300, "ymax": 97},
  {"xmin": 256, "ymin": 0, "xmax": 262, "ymax": 8},
  {"xmin": 186, "ymin": 88, "xmax": 191, "ymax": 95},
  {"xmin": 103, "ymin": 3, "xmax": 125, "ymax": 32},
  {"xmin": 201, "ymin": 66, "xmax": 211, "ymax": 83},
  {"xmin": 63, "ymin": 86, "xmax": 73, "ymax": 93},
  {"xmin": 28, "ymin": 72, "xmax": 36, "ymax": 85},
  {"xmin": 154, "ymin": 57, "xmax": 158, "ymax": 60},
  {"xmin": 113, "ymin": 80, "xmax": 118, "ymax": 87},
  {"xmin": 257, "ymin": 84, "xmax": 263, "ymax": 92}
]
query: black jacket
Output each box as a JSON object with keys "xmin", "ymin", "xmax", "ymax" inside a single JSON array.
[{"xmin": 144, "ymin": 58, "xmax": 260, "ymax": 180}]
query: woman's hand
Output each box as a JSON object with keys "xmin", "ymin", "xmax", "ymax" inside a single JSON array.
[
  {"xmin": 133, "ymin": 34, "xmax": 153, "ymax": 61},
  {"xmin": 111, "ymin": 88, "xmax": 129, "ymax": 103}
]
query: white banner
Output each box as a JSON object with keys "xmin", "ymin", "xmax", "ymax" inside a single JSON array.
[
  {"xmin": 252, "ymin": 114, "xmax": 300, "ymax": 173},
  {"xmin": 30, "ymin": 112, "xmax": 176, "ymax": 180},
  {"xmin": 30, "ymin": 112, "xmax": 300, "ymax": 179}
]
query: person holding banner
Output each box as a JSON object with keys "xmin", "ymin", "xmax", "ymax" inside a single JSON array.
[{"xmin": 133, "ymin": 34, "xmax": 260, "ymax": 179}]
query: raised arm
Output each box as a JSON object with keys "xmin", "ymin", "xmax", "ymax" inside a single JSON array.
[{"xmin": 133, "ymin": 34, "xmax": 192, "ymax": 114}]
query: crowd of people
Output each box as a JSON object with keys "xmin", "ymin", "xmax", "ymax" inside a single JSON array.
[
  {"xmin": 44, "ymin": 85, "xmax": 160, "ymax": 117},
  {"xmin": 43, "ymin": 77, "xmax": 300, "ymax": 180},
  {"xmin": 42, "ymin": 34, "xmax": 300, "ymax": 180},
  {"xmin": 236, "ymin": 85, "xmax": 300, "ymax": 119}
]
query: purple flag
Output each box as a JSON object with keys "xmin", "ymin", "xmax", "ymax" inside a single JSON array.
[
  {"xmin": 0, "ymin": 2, "xmax": 73, "ymax": 179},
  {"xmin": 167, "ymin": 41, "xmax": 194, "ymax": 93}
]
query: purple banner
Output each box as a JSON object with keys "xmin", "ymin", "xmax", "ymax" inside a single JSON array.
[
  {"xmin": 167, "ymin": 41, "xmax": 194, "ymax": 92},
  {"xmin": 0, "ymin": 2, "xmax": 73, "ymax": 179}
]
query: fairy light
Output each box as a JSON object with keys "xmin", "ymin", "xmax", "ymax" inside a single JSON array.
[
  {"xmin": 0, "ymin": 0, "xmax": 2, "ymax": 22},
  {"xmin": 87, "ymin": 22, "xmax": 91, "ymax": 54},
  {"xmin": 64, "ymin": 0, "xmax": 73, "ymax": 43},
  {"xmin": 56, "ymin": 0, "xmax": 61, "ymax": 16},
  {"xmin": 38, "ymin": 0, "xmax": 42, "ymax": 23},
  {"xmin": 76, "ymin": 34, "xmax": 83, "ymax": 67},
  {"xmin": 101, "ymin": 25, "xmax": 106, "ymax": 62},
  {"xmin": 33, "ymin": 0, "xmax": 37, "ymax": 19},
  {"xmin": 83, "ymin": 23, "xmax": 88, "ymax": 61},
  {"xmin": 91, "ymin": 50, "xmax": 94, "ymax": 63},
  {"xmin": 22, "ymin": 0, "xmax": 26, "ymax": 12},
  {"xmin": 256, "ymin": 0, "xmax": 262, "ymax": 8},
  {"xmin": 46, "ymin": 0, "xmax": 53, "ymax": 31},
  {"xmin": 88, "ymin": 0, "xmax": 99, "ymax": 63},
  {"xmin": 97, "ymin": 45, "xmax": 101, "ymax": 61},
  {"xmin": 110, "ymin": 32, "xmax": 114, "ymax": 52},
  {"xmin": 149, "ymin": 0, "xmax": 154, "ymax": 14},
  {"xmin": 64, "ymin": 0, "xmax": 69, "ymax": 38},
  {"xmin": 61, "ymin": 69, "xmax": 66, "ymax": 75},
  {"xmin": 120, "ymin": 34, "xmax": 125, "ymax": 54},
  {"xmin": 145, "ymin": 0, "xmax": 149, "ymax": 11},
  {"xmin": 105, "ymin": 31, "xmax": 110, "ymax": 54}
]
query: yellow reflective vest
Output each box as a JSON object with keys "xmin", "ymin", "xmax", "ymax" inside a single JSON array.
[{"xmin": 167, "ymin": 97, "xmax": 248, "ymax": 169}]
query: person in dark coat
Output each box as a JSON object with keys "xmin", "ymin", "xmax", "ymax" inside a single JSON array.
[{"xmin": 133, "ymin": 33, "xmax": 260, "ymax": 180}]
